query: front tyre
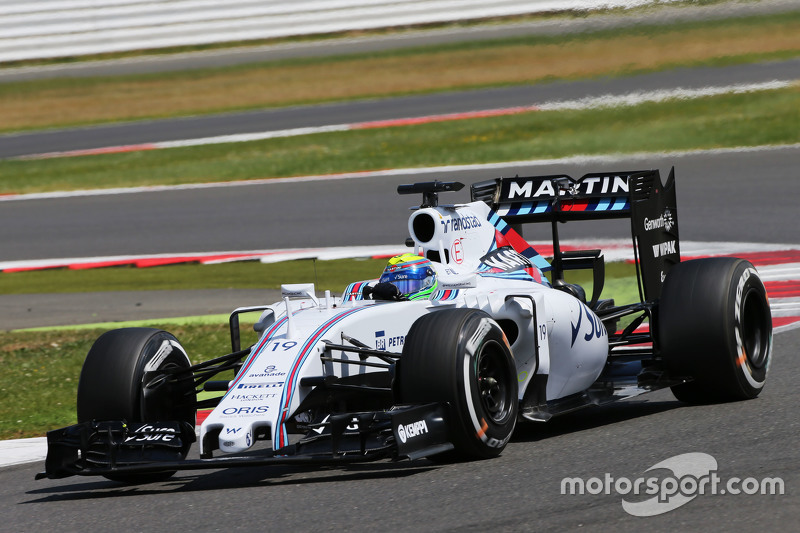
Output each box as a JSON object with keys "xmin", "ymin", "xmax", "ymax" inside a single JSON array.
[
  {"xmin": 398, "ymin": 309, "xmax": 518, "ymax": 459},
  {"xmin": 659, "ymin": 258, "xmax": 772, "ymax": 403},
  {"xmin": 77, "ymin": 328, "xmax": 196, "ymax": 482}
]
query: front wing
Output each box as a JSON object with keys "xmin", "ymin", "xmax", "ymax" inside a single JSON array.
[{"xmin": 36, "ymin": 403, "xmax": 451, "ymax": 480}]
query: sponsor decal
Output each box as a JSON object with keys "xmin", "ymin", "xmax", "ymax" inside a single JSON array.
[
  {"xmin": 375, "ymin": 330, "xmax": 386, "ymax": 350},
  {"xmin": 451, "ymin": 238, "xmax": 464, "ymax": 264},
  {"xmin": 226, "ymin": 427, "xmax": 241, "ymax": 435},
  {"xmin": 124, "ymin": 424, "xmax": 177, "ymax": 444},
  {"xmin": 236, "ymin": 382, "xmax": 284, "ymax": 389},
  {"xmin": 440, "ymin": 214, "xmax": 482, "ymax": 233},
  {"xmin": 651, "ymin": 240, "xmax": 677, "ymax": 258},
  {"xmin": 229, "ymin": 393, "xmax": 278, "ymax": 401},
  {"xmin": 375, "ymin": 331, "xmax": 404, "ymax": 350},
  {"xmin": 507, "ymin": 175, "xmax": 629, "ymax": 200},
  {"xmin": 396, "ymin": 420, "xmax": 429, "ymax": 443},
  {"xmin": 643, "ymin": 210, "xmax": 675, "ymax": 233},
  {"xmin": 221, "ymin": 405, "xmax": 269, "ymax": 416},
  {"xmin": 247, "ymin": 365, "xmax": 287, "ymax": 378},
  {"xmin": 465, "ymin": 318, "xmax": 493, "ymax": 357},
  {"xmin": 388, "ymin": 335, "xmax": 405, "ymax": 349},
  {"xmin": 144, "ymin": 339, "xmax": 177, "ymax": 372},
  {"xmin": 570, "ymin": 302, "xmax": 607, "ymax": 347},
  {"xmin": 480, "ymin": 248, "xmax": 534, "ymax": 272}
]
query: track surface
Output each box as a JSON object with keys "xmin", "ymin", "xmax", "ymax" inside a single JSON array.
[{"xmin": 2, "ymin": 146, "xmax": 799, "ymax": 262}]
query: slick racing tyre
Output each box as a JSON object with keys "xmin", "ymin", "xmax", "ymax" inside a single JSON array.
[
  {"xmin": 658, "ymin": 258, "xmax": 772, "ymax": 403},
  {"xmin": 77, "ymin": 328, "xmax": 196, "ymax": 482},
  {"xmin": 398, "ymin": 309, "xmax": 518, "ymax": 459}
]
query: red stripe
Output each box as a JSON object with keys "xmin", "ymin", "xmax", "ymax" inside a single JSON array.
[
  {"xmin": 560, "ymin": 200, "xmax": 590, "ymax": 212},
  {"xmin": 2, "ymin": 265, "xmax": 67, "ymax": 273},
  {"xmin": 6, "ymin": 253, "xmax": 266, "ymax": 272},
  {"xmin": 27, "ymin": 143, "xmax": 159, "ymax": 160},
  {"xmin": 773, "ymin": 317, "xmax": 800, "ymax": 328},
  {"xmin": 196, "ymin": 409, "xmax": 212, "ymax": 425},
  {"xmin": 765, "ymin": 280, "xmax": 800, "ymax": 298},
  {"xmin": 351, "ymin": 107, "xmax": 537, "ymax": 129},
  {"xmin": 687, "ymin": 250, "xmax": 800, "ymax": 266},
  {"xmin": 68, "ymin": 259, "xmax": 136, "ymax": 270}
]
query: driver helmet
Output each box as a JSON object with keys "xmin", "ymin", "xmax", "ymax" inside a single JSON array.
[{"xmin": 379, "ymin": 253, "xmax": 438, "ymax": 300}]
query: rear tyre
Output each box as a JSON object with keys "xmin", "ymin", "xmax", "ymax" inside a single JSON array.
[
  {"xmin": 658, "ymin": 258, "xmax": 772, "ymax": 403},
  {"xmin": 77, "ymin": 328, "xmax": 196, "ymax": 482},
  {"xmin": 399, "ymin": 309, "xmax": 518, "ymax": 459}
]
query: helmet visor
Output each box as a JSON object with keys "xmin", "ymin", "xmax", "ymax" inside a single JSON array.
[{"xmin": 379, "ymin": 268, "xmax": 434, "ymax": 296}]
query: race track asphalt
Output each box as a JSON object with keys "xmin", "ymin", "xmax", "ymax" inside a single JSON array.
[{"xmin": 2, "ymin": 146, "xmax": 798, "ymax": 262}]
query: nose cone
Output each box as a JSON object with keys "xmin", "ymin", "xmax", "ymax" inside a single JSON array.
[{"xmin": 218, "ymin": 425, "xmax": 254, "ymax": 453}]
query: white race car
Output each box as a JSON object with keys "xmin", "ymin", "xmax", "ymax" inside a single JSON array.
[{"xmin": 38, "ymin": 169, "xmax": 773, "ymax": 482}]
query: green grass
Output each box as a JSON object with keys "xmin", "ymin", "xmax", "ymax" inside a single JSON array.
[
  {"xmin": 2, "ymin": 85, "xmax": 797, "ymax": 194},
  {"xmin": 0, "ymin": 258, "xmax": 386, "ymax": 295},
  {"xmin": 0, "ymin": 324, "xmax": 234, "ymax": 440},
  {"xmin": 562, "ymin": 261, "xmax": 641, "ymax": 307}
]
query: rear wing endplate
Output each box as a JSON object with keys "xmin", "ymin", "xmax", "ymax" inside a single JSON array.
[{"xmin": 471, "ymin": 169, "xmax": 680, "ymax": 301}]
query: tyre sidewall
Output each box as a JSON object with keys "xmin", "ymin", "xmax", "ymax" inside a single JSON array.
[
  {"xmin": 660, "ymin": 258, "xmax": 772, "ymax": 401},
  {"xmin": 726, "ymin": 263, "xmax": 772, "ymax": 395},
  {"xmin": 452, "ymin": 311, "xmax": 518, "ymax": 457},
  {"xmin": 399, "ymin": 309, "xmax": 518, "ymax": 458}
]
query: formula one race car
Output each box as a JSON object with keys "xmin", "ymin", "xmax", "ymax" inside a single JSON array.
[{"xmin": 38, "ymin": 168, "xmax": 773, "ymax": 482}]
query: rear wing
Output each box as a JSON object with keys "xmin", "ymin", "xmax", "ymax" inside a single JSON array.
[{"xmin": 471, "ymin": 169, "xmax": 680, "ymax": 301}]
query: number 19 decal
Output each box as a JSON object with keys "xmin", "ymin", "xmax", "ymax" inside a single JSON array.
[{"xmin": 270, "ymin": 341, "xmax": 297, "ymax": 351}]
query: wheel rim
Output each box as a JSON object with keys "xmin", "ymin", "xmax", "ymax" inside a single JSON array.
[
  {"xmin": 476, "ymin": 341, "xmax": 514, "ymax": 424},
  {"xmin": 141, "ymin": 357, "xmax": 195, "ymax": 423},
  {"xmin": 742, "ymin": 287, "xmax": 771, "ymax": 369}
]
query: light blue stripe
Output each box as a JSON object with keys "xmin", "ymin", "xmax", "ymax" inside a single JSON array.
[
  {"xmin": 534, "ymin": 202, "xmax": 549, "ymax": 213},
  {"xmin": 611, "ymin": 197, "xmax": 628, "ymax": 210},
  {"xmin": 517, "ymin": 203, "xmax": 533, "ymax": 216}
]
